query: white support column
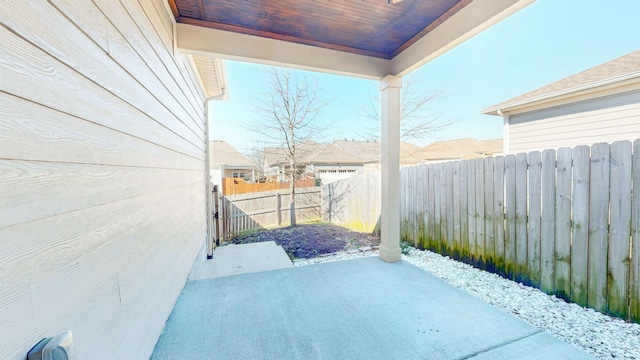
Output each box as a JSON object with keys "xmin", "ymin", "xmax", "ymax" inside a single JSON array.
[{"xmin": 379, "ymin": 75, "xmax": 402, "ymax": 262}]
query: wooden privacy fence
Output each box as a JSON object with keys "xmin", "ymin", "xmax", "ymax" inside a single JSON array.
[
  {"xmin": 322, "ymin": 172, "xmax": 381, "ymax": 233},
  {"xmin": 222, "ymin": 178, "xmax": 316, "ymax": 195},
  {"xmin": 323, "ymin": 140, "xmax": 640, "ymax": 323},
  {"xmin": 219, "ymin": 187, "xmax": 322, "ymax": 239}
]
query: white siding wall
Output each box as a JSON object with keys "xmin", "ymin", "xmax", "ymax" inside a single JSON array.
[
  {"xmin": 0, "ymin": 1, "xmax": 208, "ymax": 359},
  {"xmin": 508, "ymin": 89, "xmax": 640, "ymax": 154}
]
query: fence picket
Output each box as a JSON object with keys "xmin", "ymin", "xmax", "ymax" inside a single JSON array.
[
  {"xmin": 460, "ymin": 161, "xmax": 469, "ymax": 260},
  {"xmin": 608, "ymin": 141, "xmax": 632, "ymax": 318},
  {"xmin": 515, "ymin": 153, "xmax": 528, "ymax": 283},
  {"xmin": 571, "ymin": 146, "xmax": 590, "ymax": 307},
  {"xmin": 631, "ymin": 140, "xmax": 640, "ymax": 322},
  {"xmin": 484, "ymin": 157, "xmax": 495, "ymax": 271},
  {"xmin": 555, "ymin": 147, "xmax": 572, "ymax": 299},
  {"xmin": 528, "ymin": 151, "xmax": 542, "ymax": 287},
  {"xmin": 427, "ymin": 165, "xmax": 435, "ymax": 250},
  {"xmin": 588, "ymin": 143, "xmax": 610, "ymax": 313},
  {"xmin": 541, "ymin": 149, "xmax": 556, "ymax": 293},
  {"xmin": 416, "ymin": 165, "xmax": 425, "ymax": 247},
  {"xmin": 434, "ymin": 164, "xmax": 443, "ymax": 253},
  {"xmin": 475, "ymin": 159, "xmax": 485, "ymax": 267},
  {"xmin": 504, "ymin": 154, "xmax": 516, "ymax": 279},
  {"xmin": 493, "ymin": 156, "xmax": 505, "ymax": 276},
  {"xmin": 468, "ymin": 160, "xmax": 477, "ymax": 263},
  {"xmin": 440, "ymin": 164, "xmax": 449, "ymax": 254},
  {"xmin": 446, "ymin": 163, "xmax": 455, "ymax": 255},
  {"xmin": 453, "ymin": 162, "xmax": 462, "ymax": 258}
]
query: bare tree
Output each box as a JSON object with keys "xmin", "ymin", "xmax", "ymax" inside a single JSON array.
[
  {"xmin": 362, "ymin": 74, "xmax": 456, "ymax": 145},
  {"xmin": 247, "ymin": 141, "xmax": 266, "ymax": 182},
  {"xmin": 251, "ymin": 67, "xmax": 330, "ymax": 225}
]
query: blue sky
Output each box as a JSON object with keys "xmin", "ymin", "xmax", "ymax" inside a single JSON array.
[{"xmin": 210, "ymin": 0, "xmax": 639, "ymax": 154}]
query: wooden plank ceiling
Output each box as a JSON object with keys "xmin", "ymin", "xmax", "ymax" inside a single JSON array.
[{"xmin": 168, "ymin": 0, "xmax": 472, "ymax": 60}]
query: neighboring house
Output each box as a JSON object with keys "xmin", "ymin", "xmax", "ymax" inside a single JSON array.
[
  {"xmin": 264, "ymin": 140, "xmax": 425, "ymax": 184},
  {"xmin": 209, "ymin": 140, "xmax": 255, "ymax": 188},
  {"xmin": 334, "ymin": 139, "xmax": 425, "ymax": 171},
  {"xmin": 483, "ymin": 49, "xmax": 640, "ymax": 154},
  {"xmin": 415, "ymin": 138, "xmax": 503, "ymax": 163},
  {"xmin": 263, "ymin": 141, "xmax": 364, "ymax": 185},
  {"xmin": 263, "ymin": 141, "xmax": 322, "ymax": 182},
  {"xmin": 305, "ymin": 143, "xmax": 366, "ymax": 184}
]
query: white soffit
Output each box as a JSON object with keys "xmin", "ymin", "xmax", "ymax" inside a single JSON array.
[{"xmin": 192, "ymin": 55, "xmax": 228, "ymax": 99}]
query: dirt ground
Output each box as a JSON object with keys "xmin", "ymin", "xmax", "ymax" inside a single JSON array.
[{"xmin": 228, "ymin": 223, "xmax": 380, "ymax": 260}]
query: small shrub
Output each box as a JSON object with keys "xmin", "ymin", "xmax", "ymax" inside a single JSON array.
[{"xmin": 400, "ymin": 240, "xmax": 414, "ymax": 255}]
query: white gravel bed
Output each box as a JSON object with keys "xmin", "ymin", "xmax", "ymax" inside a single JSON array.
[{"xmin": 294, "ymin": 248, "xmax": 640, "ymax": 360}]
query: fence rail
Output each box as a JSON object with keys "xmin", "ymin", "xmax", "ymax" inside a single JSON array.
[
  {"xmin": 322, "ymin": 140, "xmax": 640, "ymax": 323},
  {"xmin": 220, "ymin": 187, "xmax": 322, "ymax": 239}
]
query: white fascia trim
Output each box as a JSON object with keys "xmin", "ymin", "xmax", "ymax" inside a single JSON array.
[
  {"xmin": 484, "ymin": 72, "xmax": 640, "ymax": 115},
  {"xmin": 176, "ymin": 23, "xmax": 390, "ymax": 79}
]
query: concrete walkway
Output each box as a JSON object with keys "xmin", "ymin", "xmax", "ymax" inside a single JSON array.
[
  {"xmin": 153, "ymin": 257, "xmax": 594, "ymax": 359},
  {"xmin": 193, "ymin": 241, "xmax": 293, "ymax": 280}
]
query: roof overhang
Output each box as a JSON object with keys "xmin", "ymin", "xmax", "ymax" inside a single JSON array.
[
  {"xmin": 190, "ymin": 55, "xmax": 228, "ymax": 99},
  {"xmin": 172, "ymin": 0, "xmax": 534, "ymax": 80},
  {"xmin": 483, "ymin": 72, "xmax": 640, "ymax": 116}
]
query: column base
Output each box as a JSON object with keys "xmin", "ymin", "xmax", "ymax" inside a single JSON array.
[{"xmin": 378, "ymin": 246, "xmax": 402, "ymax": 262}]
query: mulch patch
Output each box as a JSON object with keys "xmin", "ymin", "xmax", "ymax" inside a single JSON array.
[{"xmin": 228, "ymin": 223, "xmax": 380, "ymax": 260}]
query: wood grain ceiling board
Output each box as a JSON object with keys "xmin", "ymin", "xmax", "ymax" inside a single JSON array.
[{"xmin": 168, "ymin": 0, "xmax": 471, "ymax": 59}]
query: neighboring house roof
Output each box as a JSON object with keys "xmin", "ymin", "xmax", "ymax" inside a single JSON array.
[
  {"xmin": 334, "ymin": 140, "xmax": 381, "ymax": 163},
  {"xmin": 483, "ymin": 49, "xmax": 640, "ymax": 115},
  {"xmin": 306, "ymin": 143, "xmax": 365, "ymax": 164},
  {"xmin": 399, "ymin": 142, "xmax": 425, "ymax": 165},
  {"xmin": 264, "ymin": 139, "xmax": 423, "ymax": 167},
  {"xmin": 477, "ymin": 139, "xmax": 503, "ymax": 155},
  {"xmin": 416, "ymin": 138, "xmax": 503, "ymax": 161},
  {"xmin": 333, "ymin": 140, "xmax": 422, "ymax": 164},
  {"xmin": 209, "ymin": 140, "xmax": 254, "ymax": 168},
  {"xmin": 263, "ymin": 141, "xmax": 323, "ymax": 167}
]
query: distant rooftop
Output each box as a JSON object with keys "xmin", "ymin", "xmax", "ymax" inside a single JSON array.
[
  {"xmin": 210, "ymin": 140, "xmax": 254, "ymax": 168},
  {"xmin": 263, "ymin": 138, "xmax": 502, "ymax": 167},
  {"xmin": 264, "ymin": 139, "xmax": 424, "ymax": 167},
  {"xmin": 416, "ymin": 138, "xmax": 503, "ymax": 161},
  {"xmin": 484, "ymin": 49, "xmax": 640, "ymax": 115}
]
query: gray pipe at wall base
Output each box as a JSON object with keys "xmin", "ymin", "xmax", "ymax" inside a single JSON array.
[{"xmin": 205, "ymin": 88, "xmax": 227, "ymax": 259}]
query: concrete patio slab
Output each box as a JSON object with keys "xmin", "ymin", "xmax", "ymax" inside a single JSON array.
[
  {"xmin": 194, "ymin": 241, "xmax": 293, "ymax": 280},
  {"xmin": 153, "ymin": 257, "xmax": 594, "ymax": 359}
]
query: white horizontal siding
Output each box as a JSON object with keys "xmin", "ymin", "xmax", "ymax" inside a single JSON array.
[
  {"xmin": 0, "ymin": 1, "xmax": 208, "ymax": 359},
  {"xmin": 508, "ymin": 89, "xmax": 640, "ymax": 154}
]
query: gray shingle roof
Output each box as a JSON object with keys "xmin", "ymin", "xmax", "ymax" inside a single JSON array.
[
  {"xmin": 264, "ymin": 140, "xmax": 422, "ymax": 166},
  {"xmin": 415, "ymin": 138, "xmax": 503, "ymax": 161},
  {"xmin": 209, "ymin": 140, "xmax": 254, "ymax": 167},
  {"xmin": 483, "ymin": 49, "xmax": 640, "ymax": 115}
]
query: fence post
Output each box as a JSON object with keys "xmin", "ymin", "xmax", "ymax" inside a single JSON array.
[
  {"xmin": 275, "ymin": 192, "xmax": 281, "ymax": 226},
  {"xmin": 213, "ymin": 185, "xmax": 220, "ymax": 247}
]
